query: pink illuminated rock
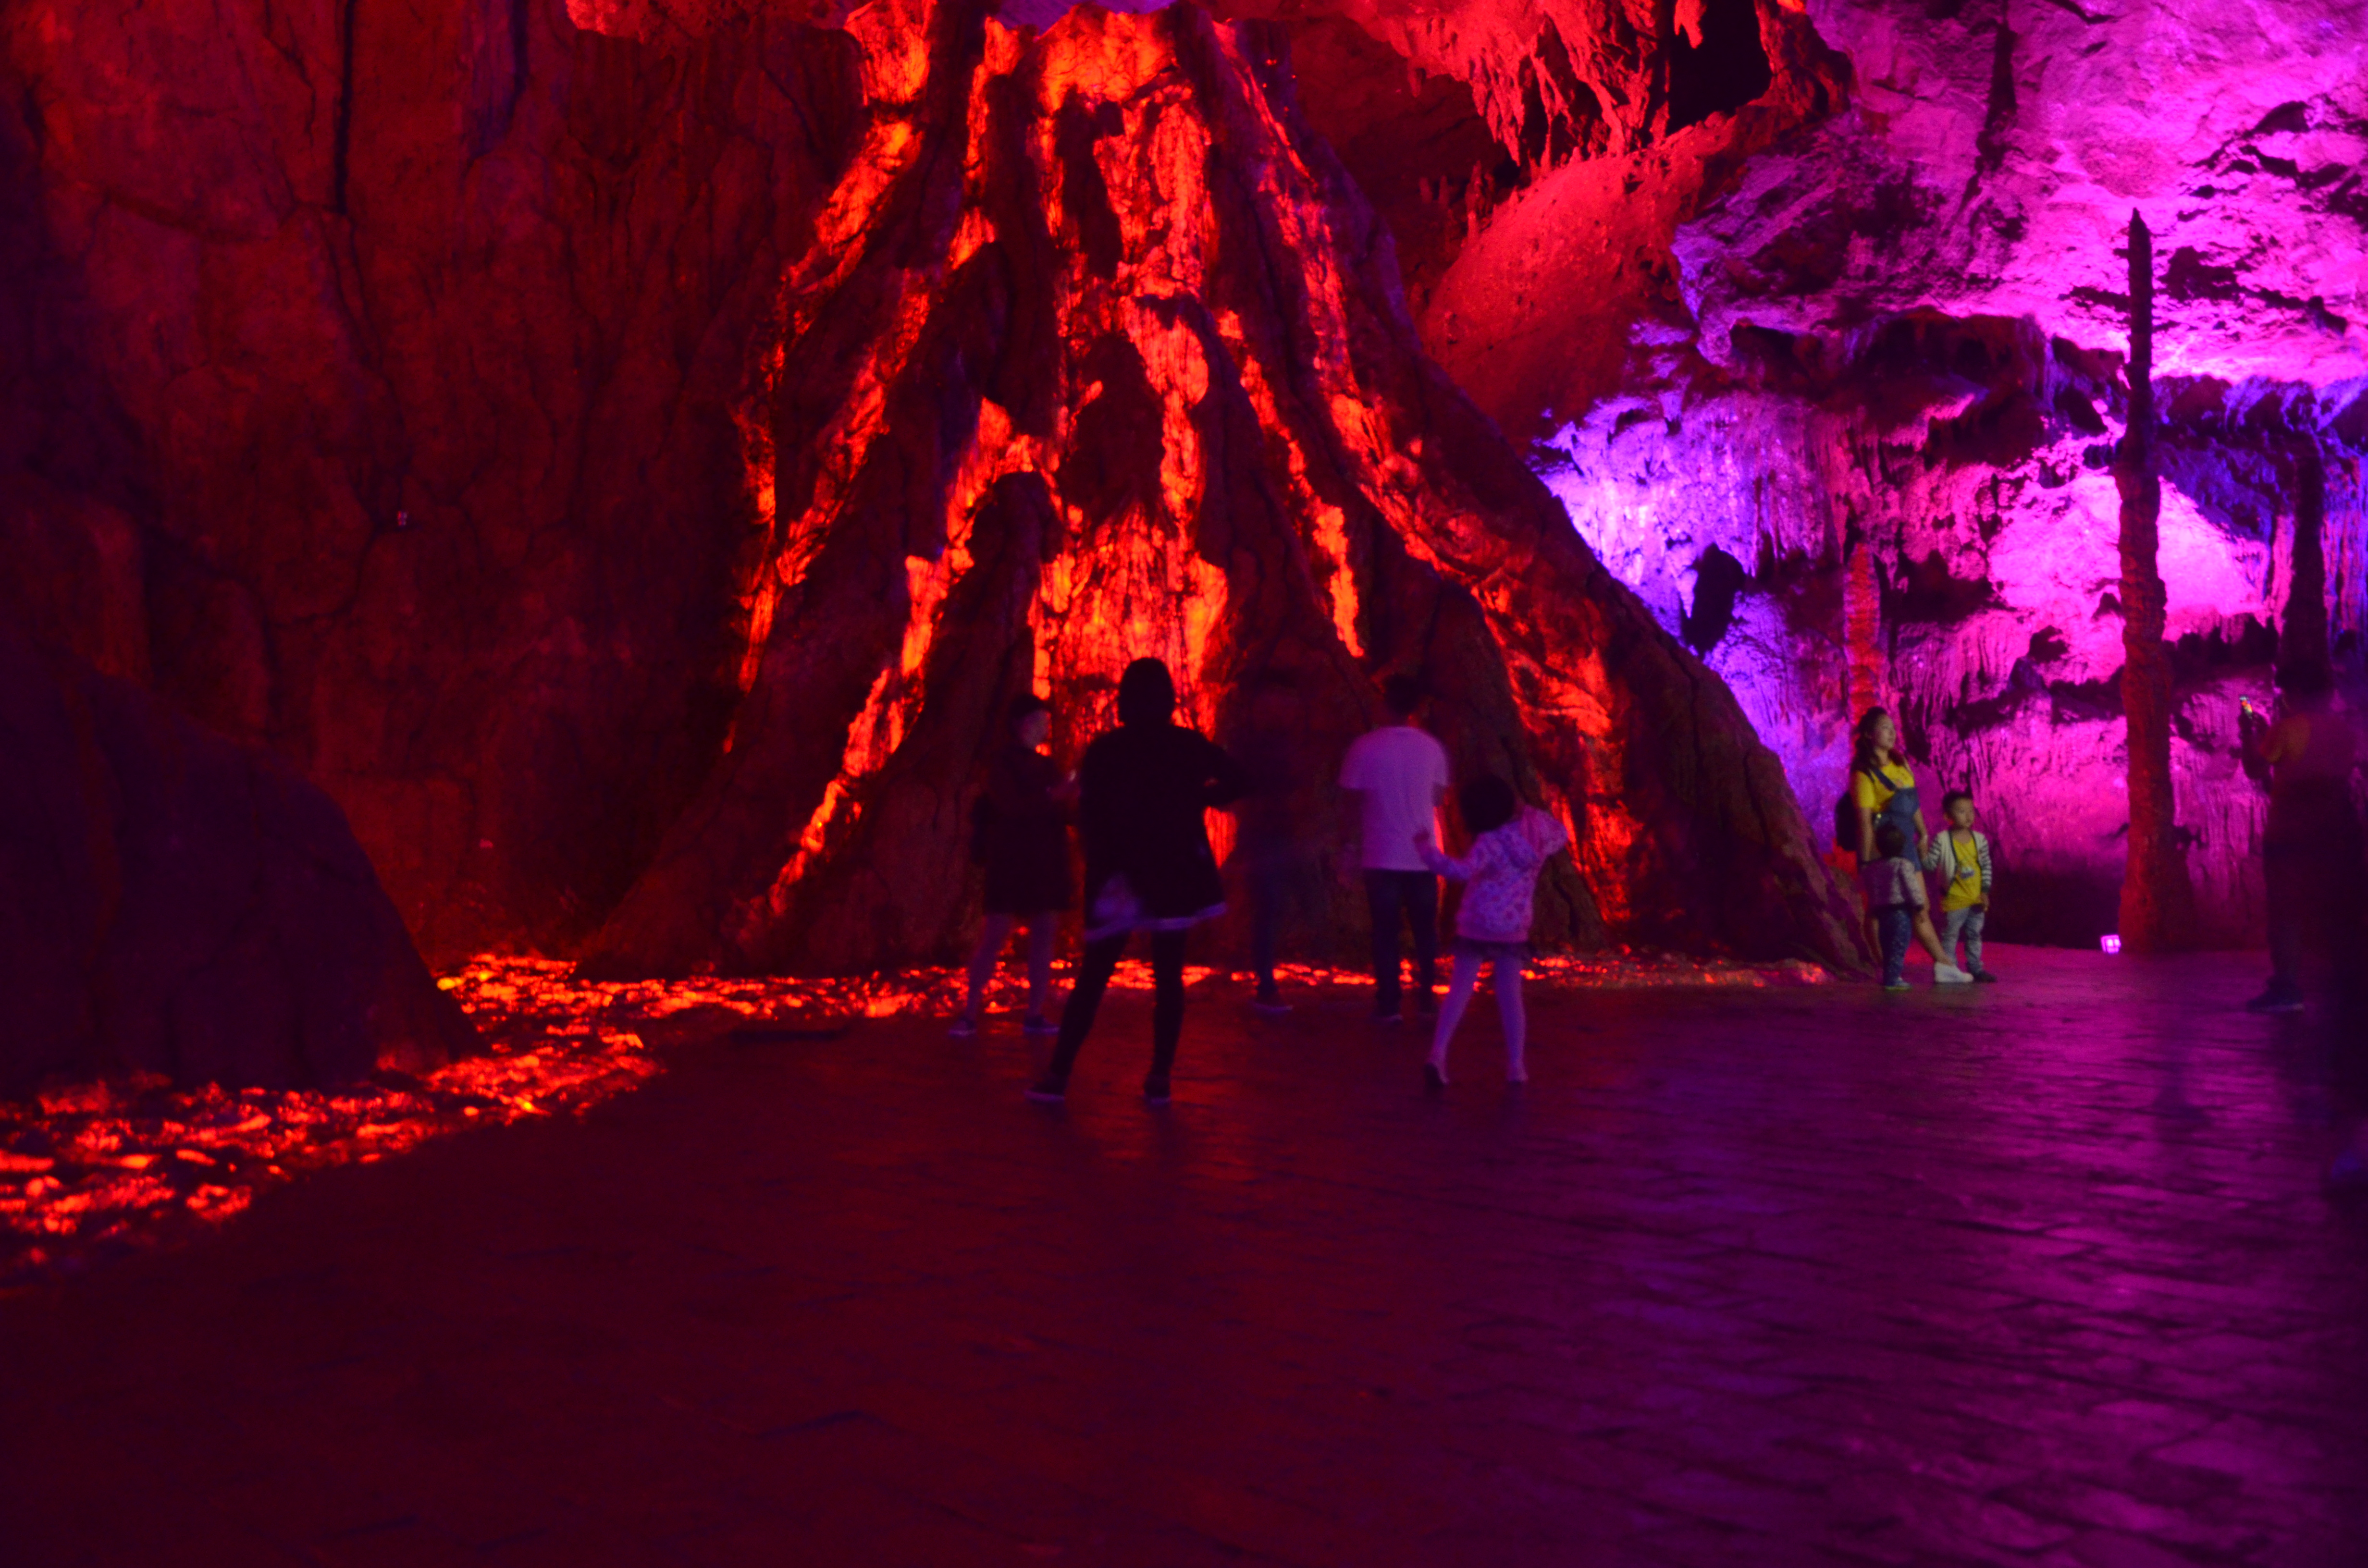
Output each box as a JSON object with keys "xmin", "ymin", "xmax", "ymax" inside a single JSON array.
[
  {"xmin": 1385, "ymin": 0, "xmax": 2366, "ymax": 946},
  {"xmin": 1677, "ymin": 0, "xmax": 2368, "ymax": 390}
]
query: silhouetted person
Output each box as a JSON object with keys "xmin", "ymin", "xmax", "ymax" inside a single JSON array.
[
  {"xmin": 1847, "ymin": 707, "xmax": 1968, "ymax": 982},
  {"xmin": 953, "ymin": 694, "xmax": 1073, "ymax": 1038},
  {"xmin": 1416, "ymin": 775, "xmax": 1567, "ymax": 1089},
  {"xmin": 1027, "ymin": 659, "xmax": 1246, "ymax": 1105},
  {"xmin": 1228, "ymin": 674, "xmax": 1313, "ymax": 1016},
  {"xmin": 1341, "ymin": 674, "xmax": 1450, "ymax": 1022},
  {"xmin": 2240, "ymin": 667, "xmax": 2363, "ymax": 1014}
]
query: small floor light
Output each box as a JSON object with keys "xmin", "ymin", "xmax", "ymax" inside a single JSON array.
[{"xmin": 2100, "ymin": 934, "xmax": 2122, "ymax": 955}]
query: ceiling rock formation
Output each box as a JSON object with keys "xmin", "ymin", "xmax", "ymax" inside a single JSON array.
[
  {"xmin": 0, "ymin": 0, "xmax": 1865, "ymax": 986},
  {"xmin": 1676, "ymin": 0, "xmax": 2368, "ymax": 392},
  {"xmin": 0, "ymin": 620, "xmax": 471, "ymax": 1093}
]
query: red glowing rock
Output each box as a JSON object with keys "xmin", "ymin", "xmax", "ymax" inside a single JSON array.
[
  {"xmin": 579, "ymin": 0, "xmax": 1865, "ymax": 975},
  {"xmin": 0, "ymin": 0, "xmax": 869, "ymax": 963},
  {"xmin": 0, "ymin": 0, "xmax": 1863, "ymax": 983}
]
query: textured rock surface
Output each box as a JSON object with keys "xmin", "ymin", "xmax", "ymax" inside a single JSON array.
[
  {"xmin": 1677, "ymin": 0, "xmax": 2368, "ymax": 392},
  {"xmin": 0, "ymin": 619, "xmax": 472, "ymax": 1093},
  {"xmin": 0, "ymin": 0, "xmax": 1864, "ymax": 980},
  {"xmin": 1340, "ymin": 0, "xmax": 2368, "ymax": 946},
  {"xmin": 0, "ymin": 0, "xmax": 860, "ymax": 962},
  {"xmin": 583, "ymin": 0, "xmax": 1863, "ymax": 975}
]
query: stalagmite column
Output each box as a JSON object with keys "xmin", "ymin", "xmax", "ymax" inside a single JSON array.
[
  {"xmin": 1841, "ymin": 525, "xmax": 1886, "ymax": 722},
  {"xmin": 2114, "ymin": 211, "xmax": 2197, "ymax": 952}
]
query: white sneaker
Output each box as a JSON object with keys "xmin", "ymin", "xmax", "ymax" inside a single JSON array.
[{"xmin": 1934, "ymin": 965, "xmax": 1974, "ymax": 985}]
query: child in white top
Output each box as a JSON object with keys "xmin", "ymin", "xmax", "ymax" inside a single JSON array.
[{"xmin": 1414, "ymin": 775, "xmax": 1570, "ymax": 1087}]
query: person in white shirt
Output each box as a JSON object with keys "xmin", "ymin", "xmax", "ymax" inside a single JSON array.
[{"xmin": 1338, "ymin": 675, "xmax": 1451, "ymax": 1022}]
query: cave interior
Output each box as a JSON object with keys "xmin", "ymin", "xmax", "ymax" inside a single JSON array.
[{"xmin": 1, "ymin": 0, "xmax": 2363, "ymax": 1091}]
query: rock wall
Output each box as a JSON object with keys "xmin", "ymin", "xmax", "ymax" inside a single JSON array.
[
  {"xmin": 0, "ymin": 0, "xmax": 861, "ymax": 963},
  {"xmin": 1539, "ymin": 331, "xmax": 2364, "ymax": 945}
]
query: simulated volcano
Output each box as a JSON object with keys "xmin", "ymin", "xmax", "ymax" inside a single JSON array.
[{"xmin": 581, "ymin": 0, "xmax": 1862, "ymax": 976}]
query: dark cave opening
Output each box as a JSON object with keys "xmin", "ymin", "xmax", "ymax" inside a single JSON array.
[
  {"xmin": 1665, "ymin": 0, "xmax": 1774, "ymax": 132},
  {"xmin": 1885, "ymin": 550, "xmax": 1997, "ymax": 626},
  {"xmin": 1682, "ymin": 544, "xmax": 1751, "ymax": 652}
]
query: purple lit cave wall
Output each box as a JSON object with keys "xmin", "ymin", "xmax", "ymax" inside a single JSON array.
[
  {"xmin": 1360, "ymin": 0, "xmax": 2368, "ymax": 947},
  {"xmin": 1546, "ymin": 355, "xmax": 2361, "ymax": 947}
]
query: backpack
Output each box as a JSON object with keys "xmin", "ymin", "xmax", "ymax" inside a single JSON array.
[{"xmin": 1832, "ymin": 771, "xmax": 1862, "ymax": 852}]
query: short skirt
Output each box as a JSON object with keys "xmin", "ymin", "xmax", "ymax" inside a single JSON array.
[
  {"xmin": 1083, "ymin": 873, "xmax": 1224, "ymax": 943},
  {"xmin": 1455, "ymin": 937, "xmax": 1530, "ymax": 963}
]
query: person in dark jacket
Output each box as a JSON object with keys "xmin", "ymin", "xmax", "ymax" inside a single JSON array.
[
  {"xmin": 1225, "ymin": 672, "xmax": 1316, "ymax": 1016},
  {"xmin": 952, "ymin": 694, "xmax": 1073, "ymax": 1038},
  {"xmin": 1027, "ymin": 659, "xmax": 1247, "ymax": 1105}
]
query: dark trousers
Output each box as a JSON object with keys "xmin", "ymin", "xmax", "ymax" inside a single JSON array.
[
  {"xmin": 1874, "ymin": 905, "xmax": 1913, "ymax": 986},
  {"xmin": 1251, "ymin": 865, "xmax": 1284, "ymax": 998},
  {"xmin": 2266, "ymin": 839, "xmax": 2367, "ymax": 991},
  {"xmin": 1045, "ymin": 928, "xmax": 1188, "ymax": 1083},
  {"xmin": 1365, "ymin": 870, "xmax": 1439, "ymax": 1013},
  {"xmin": 1249, "ymin": 858, "xmax": 1315, "ymax": 998}
]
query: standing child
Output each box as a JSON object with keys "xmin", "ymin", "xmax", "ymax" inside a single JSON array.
[
  {"xmin": 1414, "ymin": 776, "xmax": 1569, "ymax": 1089},
  {"xmin": 1862, "ymin": 821, "xmax": 1928, "ymax": 991},
  {"xmin": 1922, "ymin": 790, "xmax": 1998, "ymax": 982}
]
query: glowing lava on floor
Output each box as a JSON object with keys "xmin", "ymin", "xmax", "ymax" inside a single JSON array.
[{"xmin": 0, "ymin": 951, "xmax": 1824, "ymax": 1286}]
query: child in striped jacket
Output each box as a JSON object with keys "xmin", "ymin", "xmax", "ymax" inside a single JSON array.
[{"xmin": 1922, "ymin": 789, "xmax": 1998, "ymax": 981}]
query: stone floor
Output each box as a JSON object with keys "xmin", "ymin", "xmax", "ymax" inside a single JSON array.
[{"xmin": 5, "ymin": 945, "xmax": 2366, "ymax": 1567}]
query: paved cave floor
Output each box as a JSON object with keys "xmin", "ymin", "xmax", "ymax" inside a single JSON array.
[{"xmin": 5, "ymin": 946, "xmax": 2367, "ymax": 1566}]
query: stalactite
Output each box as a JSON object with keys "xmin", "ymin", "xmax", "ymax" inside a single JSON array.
[{"xmin": 2278, "ymin": 441, "xmax": 2331, "ymax": 687}]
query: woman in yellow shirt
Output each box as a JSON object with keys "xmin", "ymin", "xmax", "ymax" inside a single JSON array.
[{"xmin": 1849, "ymin": 709, "xmax": 1969, "ymax": 981}]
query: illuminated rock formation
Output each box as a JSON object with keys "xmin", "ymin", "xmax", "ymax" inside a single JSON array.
[
  {"xmin": 2112, "ymin": 214, "xmax": 2200, "ymax": 953},
  {"xmin": 1389, "ymin": 0, "xmax": 2368, "ymax": 945},
  {"xmin": 582, "ymin": 0, "xmax": 1863, "ymax": 974},
  {"xmin": 0, "ymin": 0, "xmax": 1864, "ymax": 987},
  {"xmin": 0, "ymin": 619, "xmax": 471, "ymax": 1093}
]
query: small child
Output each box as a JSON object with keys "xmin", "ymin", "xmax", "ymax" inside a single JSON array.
[
  {"xmin": 1922, "ymin": 789, "xmax": 1997, "ymax": 982},
  {"xmin": 1861, "ymin": 821, "xmax": 1927, "ymax": 991},
  {"xmin": 1414, "ymin": 776, "xmax": 1570, "ymax": 1088}
]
